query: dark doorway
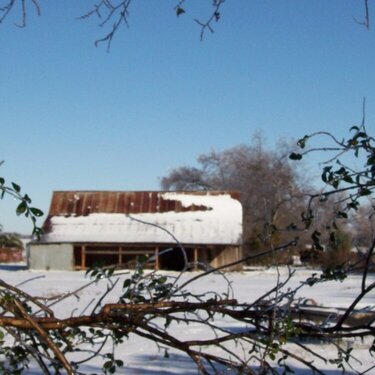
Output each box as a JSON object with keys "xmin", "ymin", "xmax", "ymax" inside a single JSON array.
[{"xmin": 158, "ymin": 247, "xmax": 186, "ymax": 271}]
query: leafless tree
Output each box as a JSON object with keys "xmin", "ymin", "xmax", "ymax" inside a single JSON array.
[
  {"xmin": 161, "ymin": 135, "xmax": 310, "ymax": 259},
  {"xmin": 0, "ymin": 0, "xmax": 226, "ymax": 51},
  {"xmin": 0, "ymin": 1, "xmax": 371, "ymax": 50}
]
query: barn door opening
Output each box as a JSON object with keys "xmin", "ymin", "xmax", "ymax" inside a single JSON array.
[{"xmin": 158, "ymin": 247, "xmax": 187, "ymax": 271}]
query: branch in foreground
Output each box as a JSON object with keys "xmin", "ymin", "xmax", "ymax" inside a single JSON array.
[{"xmin": 0, "ymin": 240, "xmax": 374, "ymax": 374}]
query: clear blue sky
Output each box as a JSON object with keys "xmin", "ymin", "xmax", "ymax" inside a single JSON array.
[{"xmin": 0, "ymin": 0, "xmax": 374, "ymax": 234}]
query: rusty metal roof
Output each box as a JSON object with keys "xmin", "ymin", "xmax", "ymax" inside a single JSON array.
[
  {"xmin": 42, "ymin": 191, "xmax": 242, "ymax": 245},
  {"xmin": 48, "ymin": 191, "xmax": 241, "ymax": 217}
]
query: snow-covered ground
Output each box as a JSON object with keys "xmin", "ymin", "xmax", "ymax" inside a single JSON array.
[{"xmin": 1, "ymin": 265, "xmax": 374, "ymax": 374}]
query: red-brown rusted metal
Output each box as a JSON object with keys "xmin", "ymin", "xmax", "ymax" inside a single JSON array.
[{"xmin": 47, "ymin": 191, "xmax": 240, "ymax": 217}]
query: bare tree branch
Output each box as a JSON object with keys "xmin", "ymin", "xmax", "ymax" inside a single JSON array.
[{"xmin": 353, "ymin": 0, "xmax": 370, "ymax": 29}]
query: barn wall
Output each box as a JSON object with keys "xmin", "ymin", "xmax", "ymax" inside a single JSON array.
[
  {"xmin": 27, "ymin": 243, "xmax": 243, "ymax": 271},
  {"xmin": 28, "ymin": 243, "xmax": 74, "ymax": 270},
  {"xmin": 209, "ymin": 245, "xmax": 243, "ymax": 271}
]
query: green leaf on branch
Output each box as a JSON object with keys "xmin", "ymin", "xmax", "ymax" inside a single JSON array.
[
  {"xmin": 347, "ymin": 200, "xmax": 359, "ymax": 211},
  {"xmin": 367, "ymin": 154, "xmax": 375, "ymax": 165},
  {"xmin": 289, "ymin": 152, "xmax": 302, "ymax": 160},
  {"xmin": 23, "ymin": 194, "xmax": 32, "ymax": 203},
  {"xmin": 11, "ymin": 182, "xmax": 21, "ymax": 193},
  {"xmin": 30, "ymin": 207, "xmax": 43, "ymax": 217},
  {"xmin": 297, "ymin": 135, "xmax": 308, "ymax": 149},
  {"xmin": 321, "ymin": 166, "xmax": 332, "ymax": 183},
  {"xmin": 355, "ymin": 131, "xmax": 367, "ymax": 139},
  {"xmin": 343, "ymin": 175, "xmax": 353, "ymax": 183},
  {"xmin": 176, "ymin": 6, "xmax": 185, "ymax": 16},
  {"xmin": 359, "ymin": 187, "xmax": 372, "ymax": 196},
  {"xmin": 16, "ymin": 201, "xmax": 27, "ymax": 215},
  {"xmin": 157, "ymin": 276, "xmax": 167, "ymax": 284}
]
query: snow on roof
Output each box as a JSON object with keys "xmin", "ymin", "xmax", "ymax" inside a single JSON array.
[{"xmin": 42, "ymin": 192, "xmax": 242, "ymax": 245}]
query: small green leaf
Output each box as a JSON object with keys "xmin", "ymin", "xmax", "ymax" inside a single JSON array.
[
  {"xmin": 343, "ymin": 175, "xmax": 353, "ymax": 183},
  {"xmin": 103, "ymin": 360, "xmax": 112, "ymax": 369},
  {"xmin": 332, "ymin": 179, "xmax": 339, "ymax": 189},
  {"xmin": 16, "ymin": 201, "xmax": 27, "ymax": 215},
  {"xmin": 176, "ymin": 6, "xmax": 185, "ymax": 17},
  {"xmin": 297, "ymin": 135, "xmax": 308, "ymax": 149},
  {"xmin": 359, "ymin": 187, "xmax": 372, "ymax": 196},
  {"xmin": 12, "ymin": 182, "xmax": 21, "ymax": 193},
  {"xmin": 30, "ymin": 207, "xmax": 44, "ymax": 217},
  {"xmin": 0, "ymin": 177, "xmax": 4, "ymax": 185},
  {"xmin": 157, "ymin": 276, "xmax": 167, "ymax": 284},
  {"xmin": 289, "ymin": 152, "xmax": 302, "ymax": 160},
  {"xmin": 355, "ymin": 131, "xmax": 367, "ymax": 139},
  {"xmin": 23, "ymin": 194, "xmax": 32, "ymax": 203}
]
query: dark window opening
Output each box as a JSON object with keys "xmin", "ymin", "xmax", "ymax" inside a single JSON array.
[
  {"xmin": 159, "ymin": 247, "xmax": 189, "ymax": 271},
  {"xmin": 73, "ymin": 245, "xmax": 156, "ymax": 269},
  {"xmin": 86, "ymin": 252, "xmax": 118, "ymax": 268}
]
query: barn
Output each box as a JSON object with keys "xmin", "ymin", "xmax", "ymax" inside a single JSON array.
[{"xmin": 28, "ymin": 191, "xmax": 243, "ymax": 271}]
